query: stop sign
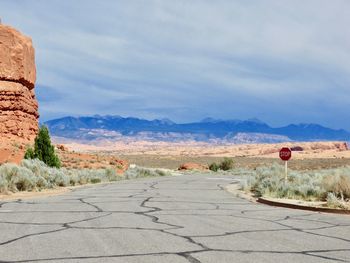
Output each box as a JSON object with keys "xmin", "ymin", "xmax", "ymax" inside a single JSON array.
[{"xmin": 279, "ymin": 147, "xmax": 292, "ymax": 161}]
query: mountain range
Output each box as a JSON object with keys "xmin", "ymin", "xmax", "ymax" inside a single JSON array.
[{"xmin": 44, "ymin": 115, "xmax": 350, "ymax": 143}]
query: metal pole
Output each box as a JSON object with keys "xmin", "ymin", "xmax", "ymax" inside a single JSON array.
[{"xmin": 285, "ymin": 161, "xmax": 288, "ymax": 183}]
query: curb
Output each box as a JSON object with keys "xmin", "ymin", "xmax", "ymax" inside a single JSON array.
[{"xmin": 257, "ymin": 197, "xmax": 350, "ymax": 215}]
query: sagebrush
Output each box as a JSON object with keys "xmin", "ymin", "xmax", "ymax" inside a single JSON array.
[
  {"xmin": 240, "ymin": 163, "xmax": 350, "ymax": 208},
  {"xmin": 0, "ymin": 159, "xmax": 119, "ymax": 193},
  {"xmin": 124, "ymin": 166, "xmax": 171, "ymax": 179},
  {"xmin": 0, "ymin": 160, "xmax": 175, "ymax": 194}
]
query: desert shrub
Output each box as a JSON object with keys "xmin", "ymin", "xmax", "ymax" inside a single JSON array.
[
  {"xmin": 322, "ymin": 173, "xmax": 350, "ymax": 200},
  {"xmin": 105, "ymin": 168, "xmax": 118, "ymax": 181},
  {"xmin": 21, "ymin": 159, "xmax": 55, "ymax": 188},
  {"xmin": 129, "ymin": 168, "xmax": 151, "ymax": 178},
  {"xmin": 78, "ymin": 174, "xmax": 88, "ymax": 185},
  {"xmin": 24, "ymin": 147, "xmax": 35, "ymax": 159},
  {"xmin": 0, "ymin": 159, "xmax": 127, "ymax": 194},
  {"xmin": 52, "ymin": 170, "xmax": 70, "ymax": 187},
  {"xmin": 116, "ymin": 163, "xmax": 124, "ymax": 170},
  {"xmin": 24, "ymin": 126, "xmax": 61, "ymax": 168},
  {"xmin": 155, "ymin": 169, "xmax": 167, "ymax": 176},
  {"xmin": 21, "ymin": 158, "xmax": 42, "ymax": 175},
  {"xmin": 241, "ymin": 163, "xmax": 324, "ymax": 200},
  {"xmin": 68, "ymin": 172, "xmax": 79, "ymax": 186},
  {"xmin": 0, "ymin": 175, "xmax": 8, "ymax": 193},
  {"xmin": 0, "ymin": 164, "xmax": 37, "ymax": 192},
  {"xmin": 220, "ymin": 158, "xmax": 234, "ymax": 171},
  {"xmin": 69, "ymin": 168, "xmax": 120, "ymax": 185},
  {"xmin": 91, "ymin": 178, "xmax": 101, "ymax": 184},
  {"xmin": 241, "ymin": 163, "xmax": 350, "ymax": 206},
  {"xmin": 208, "ymin": 158, "xmax": 234, "ymax": 172},
  {"xmin": 209, "ymin": 162, "xmax": 219, "ymax": 172},
  {"xmin": 124, "ymin": 166, "xmax": 171, "ymax": 179},
  {"xmin": 0, "ymin": 160, "xmax": 176, "ymax": 194},
  {"xmin": 327, "ymin": 192, "xmax": 348, "ymax": 209},
  {"xmin": 36, "ymin": 175, "xmax": 48, "ymax": 189},
  {"xmin": 10, "ymin": 171, "xmax": 36, "ymax": 191}
]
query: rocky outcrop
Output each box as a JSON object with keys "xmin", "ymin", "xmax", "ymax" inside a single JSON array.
[
  {"xmin": 178, "ymin": 163, "xmax": 209, "ymax": 171},
  {"xmin": 0, "ymin": 25, "xmax": 36, "ymax": 88},
  {"xmin": 0, "ymin": 24, "xmax": 38, "ymax": 144},
  {"xmin": 291, "ymin": 146, "xmax": 304, "ymax": 152},
  {"xmin": 334, "ymin": 142, "xmax": 348, "ymax": 151},
  {"xmin": 56, "ymin": 144, "xmax": 68, "ymax": 152},
  {"xmin": 309, "ymin": 142, "xmax": 348, "ymax": 151}
]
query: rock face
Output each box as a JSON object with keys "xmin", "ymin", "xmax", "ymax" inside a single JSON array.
[{"xmin": 0, "ymin": 24, "xmax": 38, "ymax": 143}]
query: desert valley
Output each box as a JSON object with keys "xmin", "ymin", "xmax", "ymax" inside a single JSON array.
[{"xmin": 1, "ymin": 2, "xmax": 350, "ymax": 262}]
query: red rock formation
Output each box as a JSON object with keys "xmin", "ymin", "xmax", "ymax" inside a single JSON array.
[
  {"xmin": 178, "ymin": 162, "xmax": 209, "ymax": 171},
  {"xmin": 334, "ymin": 142, "xmax": 348, "ymax": 151},
  {"xmin": 0, "ymin": 25, "xmax": 36, "ymax": 88},
  {"xmin": 291, "ymin": 146, "xmax": 304, "ymax": 152},
  {"xmin": 0, "ymin": 24, "xmax": 38, "ymax": 144}
]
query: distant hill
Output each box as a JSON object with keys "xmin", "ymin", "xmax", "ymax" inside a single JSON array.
[{"xmin": 44, "ymin": 115, "xmax": 350, "ymax": 143}]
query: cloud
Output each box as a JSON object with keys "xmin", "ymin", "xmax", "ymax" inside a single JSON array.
[{"xmin": 1, "ymin": 0, "xmax": 350, "ymax": 129}]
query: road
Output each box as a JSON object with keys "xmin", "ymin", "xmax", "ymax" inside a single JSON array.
[{"xmin": 0, "ymin": 174, "xmax": 349, "ymax": 262}]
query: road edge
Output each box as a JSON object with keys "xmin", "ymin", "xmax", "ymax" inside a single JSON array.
[
  {"xmin": 225, "ymin": 183, "xmax": 350, "ymax": 215},
  {"xmin": 257, "ymin": 197, "xmax": 350, "ymax": 215}
]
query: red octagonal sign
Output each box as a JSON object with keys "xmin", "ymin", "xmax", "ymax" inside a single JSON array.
[{"xmin": 279, "ymin": 147, "xmax": 292, "ymax": 161}]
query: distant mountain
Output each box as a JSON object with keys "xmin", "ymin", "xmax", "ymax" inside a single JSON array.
[{"xmin": 44, "ymin": 115, "xmax": 350, "ymax": 143}]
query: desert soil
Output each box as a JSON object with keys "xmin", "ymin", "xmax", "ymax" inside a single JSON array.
[
  {"xmin": 119, "ymin": 155, "xmax": 350, "ymax": 170},
  {"xmin": 59, "ymin": 140, "xmax": 350, "ymax": 170},
  {"xmin": 0, "ymin": 187, "xmax": 70, "ymax": 201}
]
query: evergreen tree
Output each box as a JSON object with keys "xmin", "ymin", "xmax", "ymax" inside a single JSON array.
[
  {"xmin": 24, "ymin": 126, "xmax": 61, "ymax": 168},
  {"xmin": 24, "ymin": 147, "xmax": 35, "ymax": 159}
]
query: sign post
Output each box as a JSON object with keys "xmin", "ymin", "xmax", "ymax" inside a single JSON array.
[
  {"xmin": 279, "ymin": 147, "xmax": 292, "ymax": 183},
  {"xmin": 284, "ymin": 161, "xmax": 288, "ymax": 183}
]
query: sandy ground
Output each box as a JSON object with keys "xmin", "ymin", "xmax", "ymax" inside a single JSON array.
[
  {"xmin": 119, "ymin": 155, "xmax": 350, "ymax": 170},
  {"xmin": 60, "ymin": 141, "xmax": 349, "ymax": 159},
  {"xmin": 0, "ymin": 187, "xmax": 71, "ymax": 201},
  {"xmin": 57, "ymin": 140, "xmax": 350, "ymax": 170},
  {"xmin": 0, "ymin": 142, "xmax": 129, "ymax": 173}
]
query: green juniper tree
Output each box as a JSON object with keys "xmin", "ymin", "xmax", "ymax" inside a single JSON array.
[
  {"xmin": 24, "ymin": 126, "xmax": 61, "ymax": 168},
  {"xmin": 23, "ymin": 147, "xmax": 35, "ymax": 159}
]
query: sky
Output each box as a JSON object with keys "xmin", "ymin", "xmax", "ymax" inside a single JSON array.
[{"xmin": 1, "ymin": 0, "xmax": 350, "ymax": 129}]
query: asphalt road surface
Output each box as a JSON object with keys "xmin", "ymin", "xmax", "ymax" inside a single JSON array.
[{"xmin": 0, "ymin": 174, "xmax": 349, "ymax": 262}]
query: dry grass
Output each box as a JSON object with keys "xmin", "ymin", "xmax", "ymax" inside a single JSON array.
[
  {"xmin": 240, "ymin": 163, "xmax": 350, "ymax": 209},
  {"xmin": 119, "ymin": 154, "xmax": 350, "ymax": 170},
  {"xmin": 323, "ymin": 174, "xmax": 350, "ymax": 199}
]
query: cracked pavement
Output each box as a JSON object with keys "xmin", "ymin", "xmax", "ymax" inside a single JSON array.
[{"xmin": 0, "ymin": 174, "xmax": 349, "ymax": 262}]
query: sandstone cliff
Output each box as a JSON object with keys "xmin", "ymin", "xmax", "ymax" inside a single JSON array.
[{"xmin": 0, "ymin": 24, "xmax": 38, "ymax": 144}]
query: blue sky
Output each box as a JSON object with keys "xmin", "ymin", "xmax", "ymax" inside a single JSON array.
[{"xmin": 2, "ymin": 0, "xmax": 350, "ymax": 129}]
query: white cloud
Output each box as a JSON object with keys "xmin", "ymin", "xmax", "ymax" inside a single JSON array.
[{"xmin": 1, "ymin": 0, "xmax": 350, "ymax": 128}]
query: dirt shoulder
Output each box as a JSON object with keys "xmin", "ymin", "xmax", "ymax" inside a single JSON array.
[{"xmin": 0, "ymin": 188, "xmax": 71, "ymax": 201}]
